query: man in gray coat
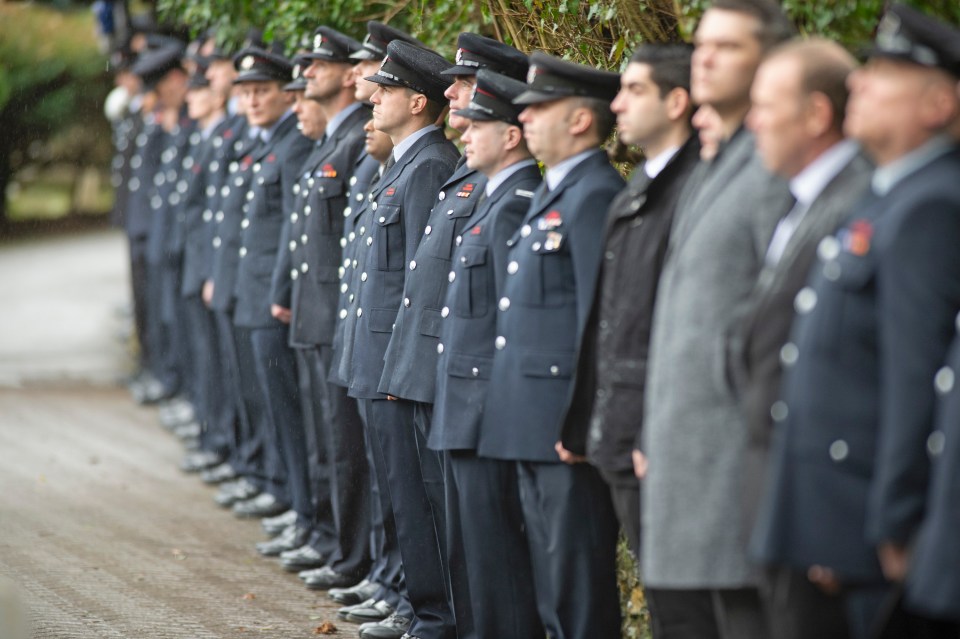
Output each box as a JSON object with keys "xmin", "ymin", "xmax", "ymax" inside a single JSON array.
[
  {"xmin": 734, "ymin": 38, "xmax": 872, "ymax": 639},
  {"xmin": 641, "ymin": 0, "xmax": 793, "ymax": 636}
]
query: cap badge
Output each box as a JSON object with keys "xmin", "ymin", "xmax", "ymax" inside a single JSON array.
[
  {"xmin": 292, "ymin": 64, "xmax": 301, "ymax": 79},
  {"xmin": 314, "ymin": 34, "xmax": 324, "ymax": 50},
  {"xmin": 876, "ymin": 12, "xmax": 910, "ymax": 53},
  {"xmin": 456, "ymin": 48, "xmax": 464, "ymax": 65},
  {"xmin": 526, "ymin": 65, "xmax": 538, "ymax": 85},
  {"xmin": 241, "ymin": 55, "xmax": 255, "ymax": 70}
]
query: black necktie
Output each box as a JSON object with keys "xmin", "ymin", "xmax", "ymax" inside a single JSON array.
[{"xmin": 383, "ymin": 153, "xmax": 396, "ymax": 173}]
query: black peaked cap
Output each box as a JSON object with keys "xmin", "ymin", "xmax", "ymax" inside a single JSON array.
[
  {"xmin": 868, "ymin": 3, "xmax": 960, "ymax": 78},
  {"xmin": 454, "ymin": 69, "xmax": 528, "ymax": 125},
  {"xmin": 365, "ymin": 40, "xmax": 452, "ymax": 103},
  {"xmin": 442, "ymin": 33, "xmax": 528, "ymax": 80},
  {"xmin": 351, "ymin": 21, "xmax": 427, "ymax": 61},
  {"xmin": 233, "ymin": 47, "xmax": 293, "ymax": 84},
  {"xmin": 302, "ymin": 26, "xmax": 363, "ymax": 63},
  {"xmin": 514, "ymin": 51, "xmax": 620, "ymax": 105}
]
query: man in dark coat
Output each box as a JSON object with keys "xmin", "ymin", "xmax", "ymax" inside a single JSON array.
[
  {"xmin": 750, "ymin": 6, "xmax": 960, "ymax": 637},
  {"xmin": 730, "ymin": 38, "xmax": 871, "ymax": 639},
  {"xmin": 476, "ymin": 52, "xmax": 625, "ymax": 639},
  {"xmin": 559, "ymin": 42, "xmax": 698, "ymax": 569}
]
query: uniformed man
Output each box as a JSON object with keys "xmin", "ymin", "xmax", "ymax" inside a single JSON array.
[
  {"xmin": 558, "ymin": 42, "xmax": 699, "ymax": 574},
  {"xmin": 375, "ymin": 32, "xmax": 528, "ymax": 638},
  {"xmin": 750, "ymin": 6, "xmax": 960, "ymax": 637},
  {"xmin": 476, "ymin": 52, "xmax": 625, "ymax": 639},
  {"xmin": 348, "ymin": 40, "xmax": 459, "ymax": 639},
  {"xmin": 228, "ymin": 47, "xmax": 313, "ymax": 521},
  {"xmin": 428, "ymin": 68, "xmax": 544, "ymax": 639}
]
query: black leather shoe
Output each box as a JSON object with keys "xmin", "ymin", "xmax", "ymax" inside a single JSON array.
[
  {"xmin": 303, "ymin": 566, "xmax": 356, "ymax": 590},
  {"xmin": 400, "ymin": 634, "xmax": 421, "ymax": 639},
  {"xmin": 279, "ymin": 543, "xmax": 325, "ymax": 572},
  {"xmin": 261, "ymin": 509, "xmax": 297, "ymax": 537},
  {"xmin": 200, "ymin": 462, "xmax": 237, "ymax": 484},
  {"xmin": 180, "ymin": 451, "xmax": 223, "ymax": 473},
  {"xmin": 340, "ymin": 598, "xmax": 393, "ymax": 623},
  {"xmin": 213, "ymin": 478, "xmax": 259, "ymax": 507},
  {"xmin": 233, "ymin": 492, "xmax": 288, "ymax": 518},
  {"xmin": 329, "ymin": 578, "xmax": 380, "ymax": 605},
  {"xmin": 255, "ymin": 524, "xmax": 310, "ymax": 557},
  {"xmin": 358, "ymin": 613, "xmax": 411, "ymax": 638}
]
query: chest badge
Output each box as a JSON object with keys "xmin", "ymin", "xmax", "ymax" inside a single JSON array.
[
  {"xmin": 320, "ymin": 163, "xmax": 338, "ymax": 178},
  {"xmin": 544, "ymin": 231, "xmax": 564, "ymax": 251},
  {"xmin": 385, "ymin": 186, "xmax": 396, "ymax": 196},
  {"xmin": 840, "ymin": 219, "xmax": 873, "ymax": 256},
  {"xmin": 539, "ymin": 210, "xmax": 563, "ymax": 230},
  {"xmin": 470, "ymin": 225, "xmax": 482, "ymax": 235},
  {"xmin": 456, "ymin": 183, "xmax": 476, "ymax": 198}
]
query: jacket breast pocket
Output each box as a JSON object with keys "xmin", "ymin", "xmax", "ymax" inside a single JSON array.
[
  {"xmin": 374, "ymin": 204, "xmax": 404, "ymax": 271},
  {"xmin": 368, "ymin": 307, "xmax": 396, "ymax": 333},
  {"xmin": 311, "ymin": 178, "xmax": 346, "ymax": 236},
  {"xmin": 431, "ymin": 202, "xmax": 477, "ymax": 260},
  {"xmin": 453, "ymin": 245, "xmax": 490, "ymax": 318},
  {"xmin": 520, "ymin": 350, "xmax": 574, "ymax": 379},
  {"xmin": 532, "ymin": 229, "xmax": 574, "ymax": 307},
  {"xmin": 831, "ymin": 252, "xmax": 874, "ymax": 291}
]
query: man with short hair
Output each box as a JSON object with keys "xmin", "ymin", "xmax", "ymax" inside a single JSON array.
[
  {"xmin": 732, "ymin": 38, "xmax": 872, "ymax": 639},
  {"xmin": 751, "ymin": 6, "xmax": 960, "ymax": 637},
  {"xmin": 559, "ymin": 42, "xmax": 700, "ymax": 572},
  {"xmin": 640, "ymin": 0, "xmax": 793, "ymax": 636},
  {"xmin": 348, "ymin": 40, "xmax": 460, "ymax": 639},
  {"xmin": 477, "ymin": 51, "xmax": 625, "ymax": 639}
]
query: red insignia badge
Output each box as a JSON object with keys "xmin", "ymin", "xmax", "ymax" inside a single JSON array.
[
  {"xmin": 539, "ymin": 210, "xmax": 563, "ymax": 230},
  {"xmin": 224, "ymin": 129, "xmax": 234, "ymax": 139},
  {"xmin": 841, "ymin": 219, "xmax": 873, "ymax": 256},
  {"xmin": 456, "ymin": 183, "xmax": 476, "ymax": 198},
  {"xmin": 385, "ymin": 187, "xmax": 396, "ymax": 196},
  {"xmin": 267, "ymin": 153, "xmax": 276, "ymax": 163},
  {"xmin": 471, "ymin": 225, "xmax": 482, "ymax": 235},
  {"xmin": 321, "ymin": 163, "xmax": 338, "ymax": 178}
]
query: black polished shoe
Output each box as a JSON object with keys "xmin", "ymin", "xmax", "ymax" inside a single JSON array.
[
  {"xmin": 255, "ymin": 524, "xmax": 310, "ymax": 557},
  {"xmin": 303, "ymin": 566, "xmax": 356, "ymax": 590},
  {"xmin": 279, "ymin": 543, "xmax": 325, "ymax": 572},
  {"xmin": 261, "ymin": 509, "xmax": 298, "ymax": 537},
  {"xmin": 340, "ymin": 598, "xmax": 393, "ymax": 623},
  {"xmin": 232, "ymin": 492, "xmax": 288, "ymax": 518},
  {"xmin": 329, "ymin": 578, "xmax": 379, "ymax": 605},
  {"xmin": 200, "ymin": 462, "xmax": 237, "ymax": 485},
  {"xmin": 358, "ymin": 613, "xmax": 411, "ymax": 639},
  {"xmin": 180, "ymin": 450, "xmax": 223, "ymax": 473},
  {"xmin": 213, "ymin": 478, "xmax": 259, "ymax": 507}
]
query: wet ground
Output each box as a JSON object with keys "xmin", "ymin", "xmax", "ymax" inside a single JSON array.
[{"xmin": 0, "ymin": 230, "xmax": 344, "ymax": 638}]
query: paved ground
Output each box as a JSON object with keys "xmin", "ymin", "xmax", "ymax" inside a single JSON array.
[{"xmin": 0, "ymin": 230, "xmax": 345, "ymax": 638}]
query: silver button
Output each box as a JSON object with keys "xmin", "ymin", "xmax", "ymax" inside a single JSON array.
[
  {"xmin": 212, "ymin": 237, "xmax": 222, "ymax": 248},
  {"xmin": 234, "ymin": 177, "xmax": 242, "ymax": 186},
  {"xmin": 356, "ymin": 194, "xmax": 364, "ymax": 202},
  {"xmin": 246, "ymin": 191, "xmax": 255, "ymax": 201},
  {"xmin": 293, "ymin": 183, "xmax": 301, "ymax": 195},
  {"xmin": 360, "ymin": 226, "xmax": 366, "ymax": 235},
  {"xmin": 425, "ymin": 225, "xmax": 432, "ymax": 236},
  {"xmin": 372, "ymin": 202, "xmax": 378, "ymax": 211},
  {"xmin": 344, "ymin": 206, "xmax": 352, "ymax": 216},
  {"xmin": 818, "ymin": 236, "xmax": 841, "ymax": 262},
  {"xmin": 448, "ymin": 271, "xmax": 456, "ymax": 283},
  {"xmin": 361, "ymin": 272, "xmax": 368, "ymax": 282},
  {"xmin": 350, "ymin": 176, "xmax": 358, "ymax": 186},
  {"xmin": 289, "ymin": 241, "xmax": 297, "ymax": 252},
  {"xmin": 292, "ymin": 213, "xmax": 299, "ymax": 223},
  {"xmin": 829, "ymin": 440, "xmax": 849, "ymax": 462},
  {"xmin": 301, "ymin": 262, "xmax": 309, "ymax": 273},
  {"xmin": 366, "ymin": 237, "xmax": 373, "ymax": 246},
  {"xmin": 441, "ymin": 307, "xmax": 449, "ymax": 318},
  {"xmin": 349, "ymin": 232, "xmax": 356, "ymax": 242},
  {"xmin": 549, "ymin": 365, "xmax": 560, "ymax": 376},
  {"xmin": 291, "ymin": 269, "xmax": 299, "ymax": 280},
  {"xmin": 495, "ymin": 336, "xmax": 506, "ymax": 350},
  {"xmin": 437, "ymin": 343, "xmax": 444, "ymax": 354},
  {"xmin": 302, "ymin": 234, "xmax": 308, "ymax": 245},
  {"xmin": 498, "ymin": 297, "xmax": 510, "ymax": 311},
  {"xmin": 239, "ymin": 247, "xmax": 247, "ymax": 257},
  {"xmin": 935, "ymin": 366, "xmax": 955, "ymax": 394},
  {"xmin": 206, "ymin": 185, "xmax": 216, "ymax": 197},
  {"xmin": 471, "ymin": 367, "xmax": 479, "ymax": 377},
  {"xmin": 304, "ymin": 205, "xmax": 312, "ymax": 216},
  {"xmin": 340, "ymin": 309, "xmax": 348, "ymax": 319},
  {"xmin": 439, "ymin": 191, "xmax": 446, "ymax": 201},
  {"xmin": 341, "ymin": 283, "xmax": 349, "ymax": 293},
  {"xmin": 794, "ymin": 287, "xmax": 817, "ymax": 314},
  {"xmin": 379, "ymin": 216, "xmax": 386, "ymax": 223},
  {"xmin": 507, "ymin": 261, "xmax": 519, "ymax": 275},
  {"xmin": 605, "ymin": 251, "xmax": 615, "ymax": 261},
  {"xmin": 344, "ymin": 258, "xmax": 351, "ymax": 268},
  {"xmin": 404, "ymin": 298, "xmax": 411, "ymax": 307},
  {"xmin": 521, "ymin": 225, "xmax": 531, "ymax": 237},
  {"xmin": 202, "ymin": 210, "xmax": 213, "ymax": 222},
  {"xmin": 928, "ymin": 430, "xmax": 946, "ymax": 457},
  {"xmin": 461, "ymin": 256, "xmax": 467, "ymax": 264},
  {"xmin": 221, "ymin": 185, "xmax": 230, "ymax": 197},
  {"xmin": 770, "ymin": 401, "xmax": 788, "ymax": 422},
  {"xmin": 308, "ymin": 178, "xmax": 315, "ymax": 187},
  {"xmin": 257, "ymin": 176, "xmax": 265, "ymax": 185},
  {"xmin": 455, "ymin": 236, "xmax": 462, "ymax": 246},
  {"xmin": 352, "ymin": 259, "xmax": 358, "ymax": 268},
  {"xmin": 253, "ymin": 162, "xmax": 261, "ymax": 172},
  {"xmin": 446, "ymin": 209, "xmax": 454, "ymax": 216},
  {"xmin": 532, "ymin": 241, "xmax": 542, "ymax": 251},
  {"xmin": 409, "ymin": 260, "xmax": 417, "ymax": 270},
  {"xmin": 215, "ymin": 212, "xmax": 226, "ymax": 225},
  {"xmin": 357, "ymin": 308, "xmax": 363, "ymax": 317},
  {"xmin": 780, "ymin": 342, "xmax": 799, "ymax": 367}
]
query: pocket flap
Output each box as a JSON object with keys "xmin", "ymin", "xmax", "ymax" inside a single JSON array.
[
  {"xmin": 520, "ymin": 350, "xmax": 574, "ymax": 379},
  {"xmin": 368, "ymin": 307, "xmax": 396, "ymax": 333},
  {"xmin": 446, "ymin": 352, "xmax": 493, "ymax": 379},
  {"xmin": 376, "ymin": 204, "xmax": 402, "ymax": 226},
  {"xmin": 457, "ymin": 245, "xmax": 487, "ymax": 268},
  {"xmin": 419, "ymin": 308, "xmax": 443, "ymax": 338},
  {"xmin": 313, "ymin": 178, "xmax": 345, "ymax": 199}
]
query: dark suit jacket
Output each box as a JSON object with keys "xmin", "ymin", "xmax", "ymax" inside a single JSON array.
[
  {"xmin": 477, "ymin": 150, "xmax": 625, "ymax": 462},
  {"xmin": 751, "ymin": 145, "xmax": 960, "ymax": 583},
  {"xmin": 378, "ymin": 159, "xmax": 487, "ymax": 404},
  {"xmin": 347, "ymin": 127, "xmax": 459, "ymax": 400},
  {"xmin": 429, "ymin": 162, "xmax": 542, "ymax": 451},
  {"xmin": 180, "ymin": 115, "xmax": 244, "ymax": 298},
  {"xmin": 272, "ymin": 104, "xmax": 370, "ymax": 347},
  {"xmin": 561, "ymin": 136, "xmax": 701, "ymax": 475},
  {"xmin": 233, "ymin": 114, "xmax": 312, "ymax": 328},
  {"xmin": 330, "ymin": 152, "xmax": 382, "ymax": 388},
  {"xmin": 124, "ymin": 111, "xmax": 165, "ymax": 244},
  {"xmin": 208, "ymin": 127, "xmax": 262, "ymax": 313}
]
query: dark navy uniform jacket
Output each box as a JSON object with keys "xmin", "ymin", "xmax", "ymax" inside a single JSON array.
[
  {"xmin": 124, "ymin": 111, "xmax": 166, "ymax": 244},
  {"xmin": 752, "ymin": 145, "xmax": 960, "ymax": 584},
  {"xmin": 146, "ymin": 112, "xmax": 194, "ymax": 267},
  {"xmin": 233, "ymin": 114, "xmax": 312, "ymax": 328},
  {"xmin": 209, "ymin": 127, "xmax": 262, "ymax": 314},
  {"xmin": 429, "ymin": 162, "xmax": 542, "ymax": 451},
  {"xmin": 347, "ymin": 127, "xmax": 459, "ymax": 400},
  {"xmin": 272, "ymin": 105, "xmax": 370, "ymax": 347},
  {"xmin": 477, "ymin": 150, "xmax": 625, "ymax": 462},
  {"xmin": 181, "ymin": 115, "xmax": 244, "ymax": 298},
  {"xmin": 330, "ymin": 152, "xmax": 381, "ymax": 388},
  {"xmin": 378, "ymin": 160, "xmax": 486, "ymax": 404},
  {"xmin": 907, "ymin": 320, "xmax": 960, "ymax": 621}
]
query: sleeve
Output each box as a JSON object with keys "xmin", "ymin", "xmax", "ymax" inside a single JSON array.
[
  {"xmin": 867, "ymin": 195, "xmax": 960, "ymax": 545},
  {"xmin": 569, "ymin": 179, "xmax": 622, "ymax": 339}
]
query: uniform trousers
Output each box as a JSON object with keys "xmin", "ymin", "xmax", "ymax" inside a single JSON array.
[
  {"xmin": 516, "ymin": 460, "xmax": 621, "ymax": 639},
  {"xmin": 250, "ymin": 323, "xmax": 302, "ymax": 507},
  {"xmin": 311, "ymin": 345, "xmax": 370, "ymax": 579},
  {"xmin": 230, "ymin": 324, "xmax": 276, "ymax": 492},
  {"xmin": 128, "ymin": 238, "xmax": 150, "ymax": 371},
  {"xmin": 645, "ymin": 587, "xmax": 768, "ymax": 639},
  {"xmin": 366, "ymin": 398, "xmax": 454, "ymax": 639},
  {"xmin": 144, "ymin": 260, "xmax": 178, "ymax": 394},
  {"xmin": 161, "ymin": 258, "xmax": 193, "ymax": 403},
  {"xmin": 447, "ymin": 450, "xmax": 541, "ymax": 639},
  {"xmin": 758, "ymin": 565, "xmax": 849, "ymax": 639}
]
